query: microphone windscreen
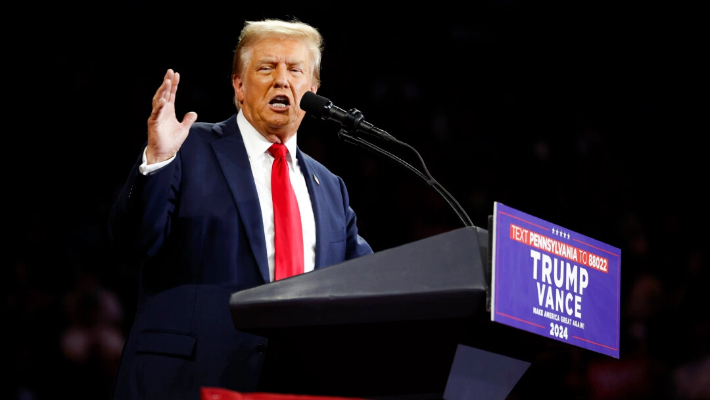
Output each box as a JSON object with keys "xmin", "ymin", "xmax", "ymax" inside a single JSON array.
[{"xmin": 300, "ymin": 91, "xmax": 331, "ymax": 119}]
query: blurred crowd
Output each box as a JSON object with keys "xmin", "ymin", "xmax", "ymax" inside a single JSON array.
[{"xmin": 5, "ymin": 128, "xmax": 707, "ymax": 399}]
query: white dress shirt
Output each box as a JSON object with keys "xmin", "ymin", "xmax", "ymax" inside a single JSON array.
[{"xmin": 139, "ymin": 110, "xmax": 317, "ymax": 281}]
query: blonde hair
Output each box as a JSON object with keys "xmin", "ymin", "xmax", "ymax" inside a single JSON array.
[{"xmin": 232, "ymin": 18, "xmax": 323, "ymax": 98}]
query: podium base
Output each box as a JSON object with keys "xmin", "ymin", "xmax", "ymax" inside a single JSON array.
[{"xmin": 256, "ymin": 313, "xmax": 543, "ymax": 399}]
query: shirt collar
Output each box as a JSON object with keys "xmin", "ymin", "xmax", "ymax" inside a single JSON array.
[{"xmin": 237, "ymin": 110, "xmax": 298, "ymax": 161}]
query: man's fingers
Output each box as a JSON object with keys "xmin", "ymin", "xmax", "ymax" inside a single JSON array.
[
  {"xmin": 149, "ymin": 100, "xmax": 164, "ymax": 120},
  {"xmin": 149, "ymin": 69, "xmax": 183, "ymax": 123},
  {"xmin": 152, "ymin": 69, "xmax": 177, "ymax": 106},
  {"xmin": 169, "ymin": 72, "xmax": 180, "ymax": 103},
  {"xmin": 152, "ymin": 79, "xmax": 166, "ymax": 105},
  {"xmin": 163, "ymin": 79, "xmax": 173, "ymax": 103},
  {"xmin": 182, "ymin": 111, "xmax": 198, "ymax": 128}
]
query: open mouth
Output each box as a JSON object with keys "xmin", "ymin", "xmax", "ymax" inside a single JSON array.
[{"xmin": 270, "ymin": 95, "xmax": 290, "ymax": 109}]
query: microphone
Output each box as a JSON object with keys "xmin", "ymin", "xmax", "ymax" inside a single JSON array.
[{"xmin": 300, "ymin": 91, "xmax": 394, "ymax": 141}]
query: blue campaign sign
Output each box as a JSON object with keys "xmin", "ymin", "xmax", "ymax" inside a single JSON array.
[{"xmin": 490, "ymin": 202, "xmax": 622, "ymax": 358}]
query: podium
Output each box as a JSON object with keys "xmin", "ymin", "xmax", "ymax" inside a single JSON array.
[{"xmin": 229, "ymin": 227, "xmax": 549, "ymax": 399}]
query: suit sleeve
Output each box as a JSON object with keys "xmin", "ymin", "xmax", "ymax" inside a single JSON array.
[
  {"xmin": 108, "ymin": 147, "xmax": 182, "ymax": 262},
  {"xmin": 338, "ymin": 176, "xmax": 374, "ymax": 260}
]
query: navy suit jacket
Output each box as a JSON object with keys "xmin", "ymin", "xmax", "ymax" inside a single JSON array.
[{"xmin": 108, "ymin": 114, "xmax": 373, "ymax": 400}]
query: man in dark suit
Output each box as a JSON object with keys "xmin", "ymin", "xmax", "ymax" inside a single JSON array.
[{"xmin": 108, "ymin": 18, "xmax": 373, "ymax": 400}]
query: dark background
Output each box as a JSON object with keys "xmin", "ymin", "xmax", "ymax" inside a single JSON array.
[{"xmin": 7, "ymin": 2, "xmax": 707, "ymax": 399}]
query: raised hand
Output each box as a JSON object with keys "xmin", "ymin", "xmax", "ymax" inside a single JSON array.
[{"xmin": 146, "ymin": 69, "xmax": 198, "ymax": 164}]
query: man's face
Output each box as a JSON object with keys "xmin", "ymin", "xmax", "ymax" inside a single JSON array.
[{"xmin": 233, "ymin": 37, "xmax": 318, "ymax": 143}]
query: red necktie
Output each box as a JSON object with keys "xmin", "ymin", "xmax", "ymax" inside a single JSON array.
[{"xmin": 268, "ymin": 144, "xmax": 304, "ymax": 281}]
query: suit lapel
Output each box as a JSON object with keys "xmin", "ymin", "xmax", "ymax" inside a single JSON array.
[
  {"xmin": 211, "ymin": 118, "xmax": 270, "ymax": 283},
  {"xmin": 296, "ymin": 149, "xmax": 327, "ymax": 271}
]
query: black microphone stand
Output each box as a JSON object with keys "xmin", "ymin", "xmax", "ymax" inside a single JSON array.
[{"xmin": 334, "ymin": 108, "xmax": 475, "ymax": 228}]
